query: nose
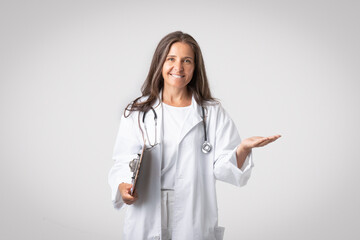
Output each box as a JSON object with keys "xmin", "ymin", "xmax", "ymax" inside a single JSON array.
[{"xmin": 173, "ymin": 59, "xmax": 184, "ymax": 72}]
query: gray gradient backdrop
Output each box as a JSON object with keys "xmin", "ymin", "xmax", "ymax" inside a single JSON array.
[{"xmin": 1, "ymin": 0, "xmax": 359, "ymax": 239}]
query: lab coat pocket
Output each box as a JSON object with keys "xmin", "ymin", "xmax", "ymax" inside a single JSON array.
[{"xmin": 214, "ymin": 226, "xmax": 225, "ymax": 240}]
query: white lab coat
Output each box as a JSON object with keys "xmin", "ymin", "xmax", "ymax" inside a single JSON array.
[{"xmin": 108, "ymin": 95, "xmax": 254, "ymax": 240}]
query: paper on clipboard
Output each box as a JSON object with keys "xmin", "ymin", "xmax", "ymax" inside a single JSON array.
[{"xmin": 130, "ymin": 143, "xmax": 146, "ymax": 196}]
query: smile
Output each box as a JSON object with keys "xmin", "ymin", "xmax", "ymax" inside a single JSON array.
[{"xmin": 170, "ymin": 74, "xmax": 185, "ymax": 78}]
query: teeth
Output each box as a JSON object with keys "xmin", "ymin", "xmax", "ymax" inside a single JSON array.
[{"xmin": 171, "ymin": 74, "xmax": 183, "ymax": 78}]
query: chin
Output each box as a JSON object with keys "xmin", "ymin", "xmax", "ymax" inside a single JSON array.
[{"xmin": 165, "ymin": 79, "xmax": 190, "ymax": 89}]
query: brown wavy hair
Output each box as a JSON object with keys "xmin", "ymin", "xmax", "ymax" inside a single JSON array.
[{"xmin": 125, "ymin": 31, "xmax": 216, "ymax": 117}]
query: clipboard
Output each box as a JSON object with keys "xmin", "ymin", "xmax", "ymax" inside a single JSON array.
[{"xmin": 130, "ymin": 143, "xmax": 146, "ymax": 196}]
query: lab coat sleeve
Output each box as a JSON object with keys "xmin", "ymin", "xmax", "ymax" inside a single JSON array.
[
  {"xmin": 213, "ymin": 105, "xmax": 254, "ymax": 187},
  {"xmin": 108, "ymin": 111, "xmax": 142, "ymax": 210}
]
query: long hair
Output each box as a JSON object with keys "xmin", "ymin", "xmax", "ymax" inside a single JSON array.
[{"xmin": 125, "ymin": 31, "xmax": 216, "ymax": 117}]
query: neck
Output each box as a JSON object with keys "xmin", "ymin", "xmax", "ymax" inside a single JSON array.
[{"xmin": 162, "ymin": 86, "xmax": 192, "ymax": 107}]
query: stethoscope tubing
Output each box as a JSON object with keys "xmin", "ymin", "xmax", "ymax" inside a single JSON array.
[
  {"xmin": 201, "ymin": 106, "xmax": 208, "ymax": 142},
  {"xmin": 142, "ymin": 105, "xmax": 212, "ymax": 153}
]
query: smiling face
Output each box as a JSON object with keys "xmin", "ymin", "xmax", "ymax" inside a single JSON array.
[{"xmin": 162, "ymin": 42, "xmax": 195, "ymax": 92}]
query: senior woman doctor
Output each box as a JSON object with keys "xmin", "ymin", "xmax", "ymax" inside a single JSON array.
[{"xmin": 108, "ymin": 31, "xmax": 280, "ymax": 240}]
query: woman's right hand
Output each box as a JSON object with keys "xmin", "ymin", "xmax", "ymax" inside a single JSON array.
[{"xmin": 119, "ymin": 182, "xmax": 138, "ymax": 205}]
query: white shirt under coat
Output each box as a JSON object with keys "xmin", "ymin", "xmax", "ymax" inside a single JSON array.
[{"xmin": 161, "ymin": 102, "xmax": 191, "ymax": 190}]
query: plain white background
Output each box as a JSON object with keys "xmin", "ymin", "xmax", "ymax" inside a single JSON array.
[{"xmin": 1, "ymin": 0, "xmax": 359, "ymax": 239}]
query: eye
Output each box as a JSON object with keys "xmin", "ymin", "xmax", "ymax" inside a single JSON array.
[
  {"xmin": 184, "ymin": 59, "xmax": 192, "ymax": 63},
  {"xmin": 167, "ymin": 57, "xmax": 175, "ymax": 62}
]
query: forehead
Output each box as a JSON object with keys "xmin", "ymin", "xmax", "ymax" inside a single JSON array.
[{"xmin": 167, "ymin": 42, "xmax": 194, "ymax": 57}]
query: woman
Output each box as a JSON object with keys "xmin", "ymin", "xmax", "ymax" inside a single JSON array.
[{"xmin": 108, "ymin": 31, "xmax": 280, "ymax": 240}]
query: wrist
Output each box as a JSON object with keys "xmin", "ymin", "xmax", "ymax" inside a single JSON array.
[{"xmin": 238, "ymin": 143, "xmax": 251, "ymax": 154}]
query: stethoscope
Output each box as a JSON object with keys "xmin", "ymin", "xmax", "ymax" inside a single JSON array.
[
  {"xmin": 201, "ymin": 107, "xmax": 212, "ymax": 153},
  {"xmin": 142, "ymin": 105, "xmax": 212, "ymax": 153}
]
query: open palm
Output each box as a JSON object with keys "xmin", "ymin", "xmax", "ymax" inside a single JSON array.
[{"xmin": 241, "ymin": 135, "xmax": 281, "ymax": 151}]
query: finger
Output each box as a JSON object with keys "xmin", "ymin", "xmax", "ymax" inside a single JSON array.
[
  {"xmin": 121, "ymin": 187, "xmax": 136, "ymax": 198},
  {"xmin": 251, "ymin": 135, "xmax": 281, "ymax": 148},
  {"xmin": 250, "ymin": 139, "xmax": 268, "ymax": 148},
  {"xmin": 254, "ymin": 137, "xmax": 269, "ymax": 146},
  {"xmin": 256, "ymin": 136, "xmax": 277, "ymax": 146},
  {"xmin": 123, "ymin": 194, "xmax": 137, "ymax": 204},
  {"xmin": 263, "ymin": 137, "xmax": 277, "ymax": 144},
  {"xmin": 133, "ymin": 191, "xmax": 139, "ymax": 199},
  {"xmin": 125, "ymin": 197, "xmax": 136, "ymax": 204},
  {"xmin": 258, "ymin": 138, "xmax": 278, "ymax": 147},
  {"xmin": 269, "ymin": 135, "xmax": 281, "ymax": 139},
  {"xmin": 125, "ymin": 186, "xmax": 136, "ymax": 197},
  {"xmin": 129, "ymin": 190, "xmax": 138, "ymax": 200},
  {"xmin": 122, "ymin": 192, "xmax": 135, "ymax": 200},
  {"xmin": 126, "ymin": 194, "xmax": 138, "ymax": 205},
  {"xmin": 255, "ymin": 142, "xmax": 270, "ymax": 147},
  {"xmin": 261, "ymin": 135, "xmax": 281, "ymax": 144},
  {"xmin": 267, "ymin": 135, "xmax": 281, "ymax": 143},
  {"xmin": 257, "ymin": 141, "xmax": 272, "ymax": 147}
]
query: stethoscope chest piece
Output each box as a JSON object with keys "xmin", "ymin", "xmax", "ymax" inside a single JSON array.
[{"xmin": 202, "ymin": 141, "xmax": 212, "ymax": 154}]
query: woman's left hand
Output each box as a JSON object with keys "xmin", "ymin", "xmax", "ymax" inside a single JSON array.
[{"xmin": 240, "ymin": 135, "xmax": 281, "ymax": 152}]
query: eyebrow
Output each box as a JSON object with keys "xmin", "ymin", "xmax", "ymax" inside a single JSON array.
[{"xmin": 167, "ymin": 54, "xmax": 193, "ymax": 59}]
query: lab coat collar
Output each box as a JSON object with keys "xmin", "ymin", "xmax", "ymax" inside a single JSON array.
[{"xmin": 179, "ymin": 94, "xmax": 203, "ymax": 142}]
